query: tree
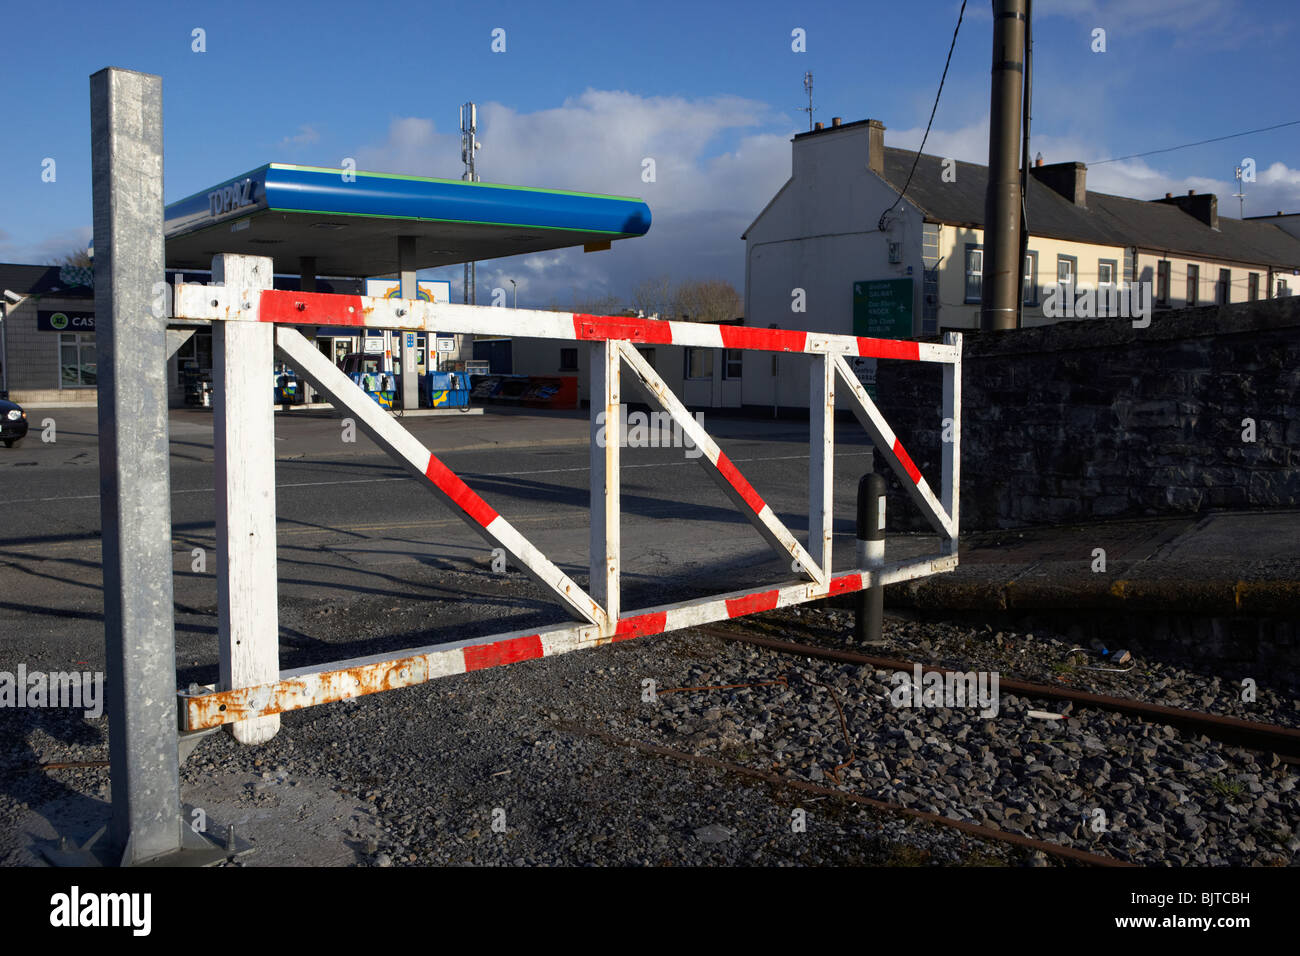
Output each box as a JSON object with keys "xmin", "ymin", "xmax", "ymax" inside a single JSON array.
[
  {"xmin": 51, "ymin": 247, "xmax": 92, "ymax": 268},
  {"xmin": 630, "ymin": 274, "xmax": 674, "ymax": 319},
  {"xmin": 672, "ymin": 278, "xmax": 741, "ymax": 324}
]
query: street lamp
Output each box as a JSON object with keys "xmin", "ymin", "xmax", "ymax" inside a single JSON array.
[{"xmin": 509, "ymin": 278, "xmax": 517, "ymax": 308}]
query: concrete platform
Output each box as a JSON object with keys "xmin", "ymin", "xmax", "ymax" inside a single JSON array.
[{"xmin": 888, "ymin": 510, "xmax": 1300, "ymax": 617}]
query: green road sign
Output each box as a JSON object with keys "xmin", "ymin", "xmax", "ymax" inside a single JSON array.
[{"xmin": 853, "ymin": 278, "xmax": 914, "ymax": 338}]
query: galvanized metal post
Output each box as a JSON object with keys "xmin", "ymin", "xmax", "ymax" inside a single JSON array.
[
  {"xmin": 91, "ymin": 67, "xmax": 182, "ymax": 864},
  {"xmin": 213, "ymin": 254, "xmax": 281, "ymax": 745},
  {"xmin": 855, "ymin": 461, "xmax": 886, "ymax": 644},
  {"xmin": 590, "ymin": 340, "xmax": 620, "ymax": 631},
  {"xmin": 398, "ymin": 236, "xmax": 419, "ymax": 411}
]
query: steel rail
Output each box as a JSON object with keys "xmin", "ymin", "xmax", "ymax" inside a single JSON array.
[
  {"xmin": 697, "ymin": 624, "xmax": 1300, "ymax": 762},
  {"xmin": 559, "ymin": 720, "xmax": 1131, "ymax": 867}
]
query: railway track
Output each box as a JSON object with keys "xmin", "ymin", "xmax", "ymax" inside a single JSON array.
[
  {"xmin": 592, "ymin": 620, "xmax": 1298, "ymax": 867},
  {"xmin": 697, "ymin": 623, "xmax": 1300, "ymax": 764}
]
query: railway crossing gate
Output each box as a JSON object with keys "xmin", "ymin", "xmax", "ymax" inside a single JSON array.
[{"xmin": 90, "ymin": 67, "xmax": 961, "ymax": 865}]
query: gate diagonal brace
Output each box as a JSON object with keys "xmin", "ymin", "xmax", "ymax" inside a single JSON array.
[
  {"xmin": 832, "ymin": 354, "xmax": 955, "ymax": 542},
  {"xmin": 274, "ymin": 326, "xmax": 607, "ymax": 630},
  {"xmin": 617, "ymin": 341, "xmax": 825, "ymax": 585}
]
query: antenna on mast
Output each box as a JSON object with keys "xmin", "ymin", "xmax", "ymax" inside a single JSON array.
[
  {"xmin": 1233, "ymin": 163, "xmax": 1246, "ymax": 219},
  {"xmin": 460, "ymin": 102, "xmax": 481, "ymax": 305},
  {"xmin": 800, "ymin": 72, "xmax": 815, "ymax": 131}
]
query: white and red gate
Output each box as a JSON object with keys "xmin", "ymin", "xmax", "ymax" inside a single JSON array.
[{"xmin": 174, "ymin": 254, "xmax": 962, "ymax": 742}]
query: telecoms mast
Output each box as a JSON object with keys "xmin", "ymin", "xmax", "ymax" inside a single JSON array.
[{"xmin": 461, "ymin": 102, "xmax": 481, "ymax": 305}]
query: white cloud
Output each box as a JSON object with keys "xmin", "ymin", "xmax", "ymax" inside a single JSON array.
[
  {"xmin": 352, "ymin": 91, "xmax": 794, "ymax": 308},
  {"xmin": 279, "ymin": 124, "xmax": 321, "ymax": 149},
  {"xmin": 0, "ymin": 225, "xmax": 92, "ymax": 266}
]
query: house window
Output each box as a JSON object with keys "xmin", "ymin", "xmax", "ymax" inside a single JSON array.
[
  {"xmin": 1187, "ymin": 264, "xmax": 1199, "ymax": 306},
  {"xmin": 559, "ymin": 347, "xmax": 578, "ymax": 371},
  {"xmin": 685, "ymin": 347, "xmax": 713, "ymax": 380},
  {"xmin": 723, "ymin": 349, "xmax": 743, "ymax": 379},
  {"xmin": 1156, "ymin": 261, "xmax": 1171, "ymax": 304},
  {"xmin": 59, "ymin": 332, "xmax": 97, "ymax": 387},
  {"xmin": 1216, "ymin": 268, "xmax": 1230, "ymax": 305},
  {"xmin": 964, "ymin": 245, "xmax": 983, "ymax": 303},
  {"xmin": 1022, "ymin": 251, "xmax": 1038, "ymax": 306},
  {"xmin": 1098, "ymin": 260, "xmax": 1116, "ymax": 287},
  {"xmin": 1057, "ymin": 255, "xmax": 1077, "ymax": 290},
  {"xmin": 1278, "ymin": 279, "xmax": 1292, "ymax": 297},
  {"xmin": 1248, "ymin": 272, "xmax": 1260, "ymax": 301}
]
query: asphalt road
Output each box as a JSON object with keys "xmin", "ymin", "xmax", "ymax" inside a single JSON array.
[{"xmin": 0, "ymin": 405, "xmax": 939, "ymax": 686}]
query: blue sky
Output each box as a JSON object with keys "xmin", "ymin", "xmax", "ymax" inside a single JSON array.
[{"xmin": 2, "ymin": 0, "xmax": 1296, "ymax": 306}]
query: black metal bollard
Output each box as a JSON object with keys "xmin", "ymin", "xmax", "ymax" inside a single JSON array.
[{"xmin": 855, "ymin": 468, "xmax": 886, "ymax": 644}]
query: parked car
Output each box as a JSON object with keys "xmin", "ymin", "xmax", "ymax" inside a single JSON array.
[{"xmin": 0, "ymin": 397, "xmax": 29, "ymax": 447}]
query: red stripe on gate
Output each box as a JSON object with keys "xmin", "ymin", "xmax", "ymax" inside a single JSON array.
[
  {"xmin": 259, "ymin": 289, "xmax": 366, "ymax": 325},
  {"xmin": 856, "ymin": 337, "xmax": 920, "ymax": 361},
  {"xmin": 462, "ymin": 634, "xmax": 544, "ymax": 672},
  {"xmin": 613, "ymin": 612, "xmax": 668, "ymax": 642},
  {"xmin": 424, "ymin": 454, "xmax": 499, "ymax": 527},
  {"xmin": 719, "ymin": 325, "xmax": 807, "ymax": 353},
  {"xmin": 892, "ymin": 438, "xmax": 922, "ymax": 484},
  {"xmin": 726, "ymin": 590, "xmax": 780, "ymax": 618},
  {"xmin": 714, "ymin": 452, "xmax": 766, "ymax": 515},
  {"xmin": 572, "ymin": 313, "xmax": 674, "ymax": 344},
  {"xmin": 829, "ymin": 573, "xmax": 863, "ymax": 596}
]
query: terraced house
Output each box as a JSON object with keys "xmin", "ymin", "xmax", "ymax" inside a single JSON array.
[{"xmin": 743, "ymin": 117, "xmax": 1300, "ymax": 410}]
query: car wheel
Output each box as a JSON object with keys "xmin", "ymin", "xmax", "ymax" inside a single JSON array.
[{"xmin": 3, "ymin": 438, "xmax": 19, "ymax": 448}]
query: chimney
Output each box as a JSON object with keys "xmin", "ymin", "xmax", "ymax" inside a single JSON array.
[
  {"xmin": 1153, "ymin": 191, "xmax": 1219, "ymax": 230},
  {"xmin": 1030, "ymin": 161, "xmax": 1087, "ymax": 207},
  {"xmin": 1165, "ymin": 192, "xmax": 1172, "ymax": 199},
  {"xmin": 831, "ymin": 117, "xmax": 842, "ymax": 127},
  {"xmin": 867, "ymin": 118, "xmax": 885, "ymax": 175},
  {"xmin": 814, "ymin": 122, "xmax": 823, "ymax": 130}
]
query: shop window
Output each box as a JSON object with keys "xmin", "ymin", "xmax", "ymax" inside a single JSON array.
[
  {"xmin": 175, "ymin": 331, "xmax": 212, "ymax": 385},
  {"xmin": 59, "ymin": 332, "xmax": 97, "ymax": 387}
]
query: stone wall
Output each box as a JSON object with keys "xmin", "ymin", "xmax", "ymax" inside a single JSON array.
[{"xmin": 874, "ymin": 297, "xmax": 1300, "ymax": 530}]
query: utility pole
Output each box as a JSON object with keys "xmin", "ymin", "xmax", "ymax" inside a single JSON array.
[
  {"xmin": 981, "ymin": 0, "xmax": 1027, "ymax": 331},
  {"xmin": 1017, "ymin": 0, "xmax": 1033, "ymax": 328},
  {"xmin": 461, "ymin": 102, "xmax": 480, "ymax": 305}
]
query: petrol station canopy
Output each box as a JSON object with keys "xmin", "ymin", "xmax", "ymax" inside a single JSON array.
[{"xmin": 163, "ymin": 163, "xmax": 652, "ymax": 277}]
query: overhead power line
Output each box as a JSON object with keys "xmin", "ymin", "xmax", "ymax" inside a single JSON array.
[
  {"xmin": 878, "ymin": 0, "xmax": 968, "ymax": 231},
  {"xmin": 1089, "ymin": 120, "xmax": 1300, "ymax": 166}
]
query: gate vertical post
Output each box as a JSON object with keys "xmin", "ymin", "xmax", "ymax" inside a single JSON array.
[
  {"xmin": 91, "ymin": 66, "xmax": 183, "ymax": 864},
  {"xmin": 809, "ymin": 352, "xmax": 834, "ymax": 578},
  {"xmin": 590, "ymin": 339, "xmax": 620, "ymax": 631},
  {"xmin": 213, "ymin": 254, "xmax": 281, "ymax": 744},
  {"xmin": 941, "ymin": 332, "xmax": 962, "ymax": 555}
]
